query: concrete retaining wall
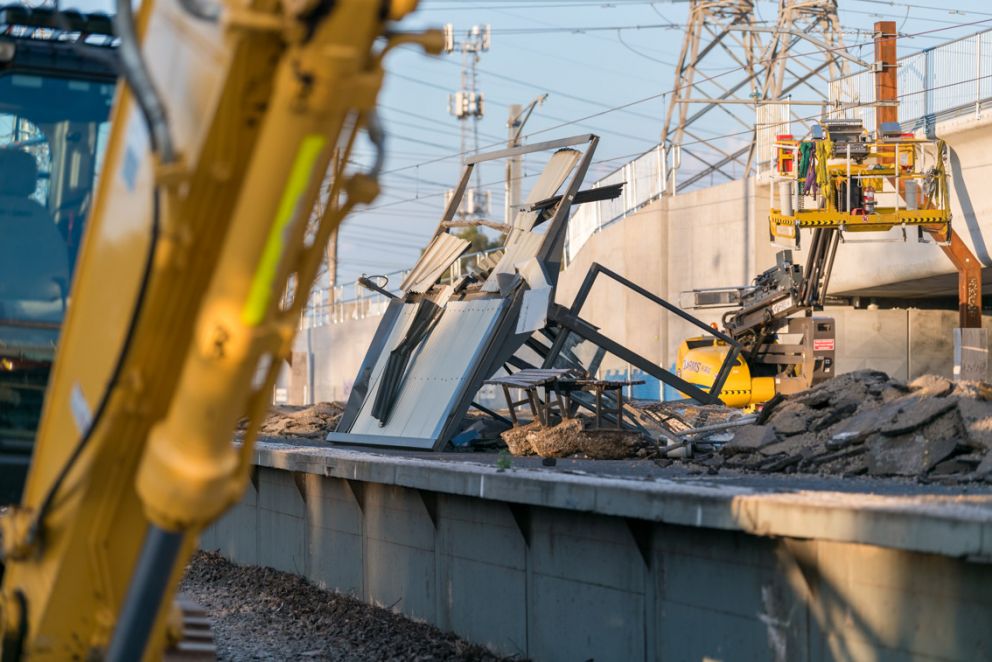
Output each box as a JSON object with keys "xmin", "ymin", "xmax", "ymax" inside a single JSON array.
[
  {"xmin": 203, "ymin": 447, "xmax": 992, "ymax": 661},
  {"xmin": 288, "ymin": 315, "xmax": 383, "ymax": 404}
]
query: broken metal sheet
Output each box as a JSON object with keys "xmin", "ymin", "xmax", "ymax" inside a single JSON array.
[
  {"xmin": 485, "ymin": 368, "xmax": 581, "ymax": 389},
  {"xmin": 332, "ymin": 135, "xmax": 601, "ymax": 451},
  {"xmin": 371, "ymin": 299, "xmax": 442, "ymax": 425},
  {"xmin": 399, "ymin": 233, "xmax": 471, "ymax": 294},
  {"xmin": 336, "ymin": 299, "xmax": 507, "ymax": 446},
  {"xmin": 516, "ymin": 286, "xmax": 551, "ymax": 334},
  {"xmin": 510, "ymin": 148, "xmax": 581, "ymax": 234},
  {"xmin": 517, "ymin": 257, "xmax": 550, "ymax": 289},
  {"xmin": 481, "ymin": 230, "xmax": 544, "ymax": 293},
  {"xmin": 514, "ymin": 257, "xmax": 552, "ymax": 333}
]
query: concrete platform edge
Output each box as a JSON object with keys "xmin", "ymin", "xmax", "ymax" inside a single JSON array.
[{"xmin": 252, "ymin": 440, "xmax": 992, "ymax": 561}]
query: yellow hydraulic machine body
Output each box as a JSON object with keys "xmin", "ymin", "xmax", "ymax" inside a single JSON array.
[
  {"xmin": 676, "ymin": 338, "xmax": 774, "ymax": 409},
  {"xmin": 0, "ymin": 0, "xmax": 441, "ymax": 659}
]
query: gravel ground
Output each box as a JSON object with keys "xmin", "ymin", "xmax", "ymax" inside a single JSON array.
[{"xmin": 180, "ymin": 551, "xmax": 506, "ymax": 661}]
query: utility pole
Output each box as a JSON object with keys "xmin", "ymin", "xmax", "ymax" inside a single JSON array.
[
  {"xmin": 505, "ymin": 94, "xmax": 547, "ymax": 225},
  {"xmin": 444, "ymin": 23, "xmax": 491, "ymax": 219}
]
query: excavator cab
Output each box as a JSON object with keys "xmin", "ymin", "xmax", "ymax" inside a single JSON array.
[{"xmin": 0, "ymin": 6, "xmax": 116, "ymax": 502}]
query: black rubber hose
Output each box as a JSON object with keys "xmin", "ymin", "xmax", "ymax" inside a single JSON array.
[
  {"xmin": 113, "ymin": 0, "xmax": 175, "ymax": 163},
  {"xmin": 105, "ymin": 526, "xmax": 184, "ymax": 662}
]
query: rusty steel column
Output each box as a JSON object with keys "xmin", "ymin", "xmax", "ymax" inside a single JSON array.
[
  {"xmin": 875, "ymin": 20, "xmax": 983, "ymax": 328},
  {"xmin": 940, "ymin": 231, "xmax": 983, "ymax": 328},
  {"xmin": 873, "ymin": 20, "xmax": 898, "ymax": 132}
]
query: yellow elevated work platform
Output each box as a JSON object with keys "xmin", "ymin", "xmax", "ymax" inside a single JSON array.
[{"xmin": 767, "ymin": 128, "xmax": 950, "ymax": 243}]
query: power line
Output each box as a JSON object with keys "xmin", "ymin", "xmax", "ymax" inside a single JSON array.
[
  {"xmin": 362, "ymin": 62, "xmax": 992, "ymax": 221},
  {"xmin": 428, "ymin": 52, "xmax": 663, "ymax": 123},
  {"xmin": 381, "ymin": 104, "xmax": 504, "ymax": 142},
  {"xmin": 379, "ymin": 15, "xmax": 992, "ymax": 179},
  {"xmin": 850, "ymin": 0, "xmax": 992, "ymax": 19}
]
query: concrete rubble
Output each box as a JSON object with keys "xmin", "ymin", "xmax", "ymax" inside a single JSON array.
[
  {"xmin": 500, "ymin": 417, "xmax": 649, "ymax": 459},
  {"xmin": 701, "ymin": 370, "xmax": 992, "ymax": 482},
  {"xmin": 490, "ymin": 369, "xmax": 992, "ymax": 483},
  {"xmin": 240, "ymin": 402, "xmax": 344, "ymax": 439}
]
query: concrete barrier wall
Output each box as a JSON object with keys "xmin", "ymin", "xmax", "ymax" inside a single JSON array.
[
  {"xmin": 290, "ymin": 315, "xmax": 383, "ymax": 404},
  {"xmin": 203, "ymin": 463, "xmax": 992, "ymax": 661}
]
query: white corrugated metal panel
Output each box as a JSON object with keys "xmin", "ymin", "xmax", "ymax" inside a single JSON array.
[
  {"xmin": 510, "ymin": 148, "xmax": 581, "ymax": 233},
  {"xmin": 399, "ymin": 233, "xmax": 470, "ymax": 294},
  {"xmin": 348, "ymin": 299, "xmax": 506, "ymax": 441},
  {"xmin": 480, "ymin": 230, "xmax": 544, "ymax": 292}
]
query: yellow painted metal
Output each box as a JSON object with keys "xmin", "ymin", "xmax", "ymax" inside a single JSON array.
[
  {"xmin": 0, "ymin": 0, "xmax": 437, "ymax": 658},
  {"xmin": 676, "ymin": 338, "xmax": 775, "ymax": 408},
  {"xmin": 770, "ymin": 208, "xmax": 950, "ymax": 236},
  {"xmin": 768, "ymin": 135, "xmax": 951, "ymax": 242},
  {"xmin": 242, "ymin": 134, "xmax": 327, "ymax": 326}
]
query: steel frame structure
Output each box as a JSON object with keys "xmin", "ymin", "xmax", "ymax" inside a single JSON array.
[{"xmin": 660, "ymin": 0, "xmax": 849, "ymax": 192}]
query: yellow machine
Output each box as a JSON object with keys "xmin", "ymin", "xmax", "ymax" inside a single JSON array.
[
  {"xmin": 0, "ymin": 0, "xmax": 441, "ymax": 658},
  {"xmin": 676, "ymin": 339, "xmax": 774, "ymax": 409},
  {"xmin": 678, "ymin": 118, "xmax": 954, "ymax": 409},
  {"xmin": 767, "ymin": 118, "xmax": 950, "ymax": 242}
]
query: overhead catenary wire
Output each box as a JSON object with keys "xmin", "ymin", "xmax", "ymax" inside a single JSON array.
[{"xmin": 378, "ymin": 15, "xmax": 992, "ymax": 181}]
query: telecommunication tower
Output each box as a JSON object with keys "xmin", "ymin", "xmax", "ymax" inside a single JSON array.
[{"xmin": 444, "ymin": 23, "xmax": 491, "ymax": 219}]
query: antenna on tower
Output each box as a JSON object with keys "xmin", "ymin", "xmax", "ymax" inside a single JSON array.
[{"xmin": 444, "ymin": 23, "xmax": 491, "ymax": 219}]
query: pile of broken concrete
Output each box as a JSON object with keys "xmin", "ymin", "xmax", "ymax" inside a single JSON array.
[
  {"xmin": 501, "ymin": 418, "xmax": 652, "ymax": 460},
  {"xmin": 713, "ymin": 370, "xmax": 992, "ymax": 481},
  {"xmin": 239, "ymin": 402, "xmax": 344, "ymax": 439}
]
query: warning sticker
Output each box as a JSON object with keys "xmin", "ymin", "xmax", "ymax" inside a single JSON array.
[{"xmin": 813, "ymin": 338, "xmax": 835, "ymax": 352}]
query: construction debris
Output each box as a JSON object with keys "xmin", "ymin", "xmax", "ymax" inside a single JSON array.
[
  {"xmin": 500, "ymin": 416, "xmax": 648, "ymax": 459},
  {"xmin": 701, "ymin": 370, "xmax": 992, "ymax": 481},
  {"xmin": 240, "ymin": 402, "xmax": 344, "ymax": 439},
  {"xmin": 490, "ymin": 369, "xmax": 992, "ymax": 482}
]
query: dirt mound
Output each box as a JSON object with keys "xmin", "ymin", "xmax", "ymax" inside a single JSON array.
[
  {"xmin": 240, "ymin": 402, "xmax": 344, "ymax": 439},
  {"xmin": 707, "ymin": 371, "xmax": 992, "ymax": 481}
]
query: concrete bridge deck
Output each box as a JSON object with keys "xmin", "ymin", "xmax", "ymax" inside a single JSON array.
[{"xmin": 204, "ymin": 439, "xmax": 992, "ymax": 661}]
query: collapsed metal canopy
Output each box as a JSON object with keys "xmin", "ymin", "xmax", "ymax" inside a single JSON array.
[
  {"xmin": 330, "ymin": 135, "xmax": 735, "ymax": 450},
  {"xmin": 331, "ymin": 135, "xmax": 601, "ymax": 449}
]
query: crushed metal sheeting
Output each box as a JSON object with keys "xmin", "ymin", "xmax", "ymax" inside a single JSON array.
[
  {"xmin": 399, "ymin": 233, "xmax": 470, "ymax": 294},
  {"xmin": 330, "ymin": 134, "xmax": 733, "ymax": 451}
]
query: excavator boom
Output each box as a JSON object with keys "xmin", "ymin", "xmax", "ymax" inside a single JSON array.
[{"xmin": 0, "ymin": 0, "xmax": 439, "ymax": 658}]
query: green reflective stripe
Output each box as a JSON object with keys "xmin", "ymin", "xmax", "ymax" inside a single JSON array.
[{"xmin": 242, "ymin": 134, "xmax": 326, "ymax": 326}]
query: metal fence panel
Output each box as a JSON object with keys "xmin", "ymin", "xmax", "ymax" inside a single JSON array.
[
  {"xmin": 830, "ymin": 29, "xmax": 992, "ymax": 131},
  {"xmin": 564, "ymin": 145, "xmax": 664, "ymax": 263}
]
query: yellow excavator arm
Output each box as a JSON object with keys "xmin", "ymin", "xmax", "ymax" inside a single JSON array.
[{"xmin": 0, "ymin": 0, "xmax": 440, "ymax": 658}]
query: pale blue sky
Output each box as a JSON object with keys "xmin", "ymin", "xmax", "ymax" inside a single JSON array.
[{"xmin": 62, "ymin": 0, "xmax": 992, "ymax": 289}]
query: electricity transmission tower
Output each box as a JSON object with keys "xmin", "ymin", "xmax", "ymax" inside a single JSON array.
[
  {"xmin": 445, "ymin": 23, "xmax": 491, "ymax": 219},
  {"xmin": 659, "ymin": 0, "xmax": 859, "ymax": 193}
]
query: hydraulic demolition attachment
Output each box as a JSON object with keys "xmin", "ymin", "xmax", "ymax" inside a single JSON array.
[
  {"xmin": 679, "ymin": 116, "xmax": 971, "ymax": 408},
  {"xmin": 678, "ymin": 240, "xmax": 838, "ymax": 409}
]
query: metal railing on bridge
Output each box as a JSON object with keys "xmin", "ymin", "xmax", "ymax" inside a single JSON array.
[
  {"xmin": 829, "ymin": 28, "xmax": 992, "ymax": 134},
  {"xmin": 564, "ymin": 144, "xmax": 667, "ymax": 265}
]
